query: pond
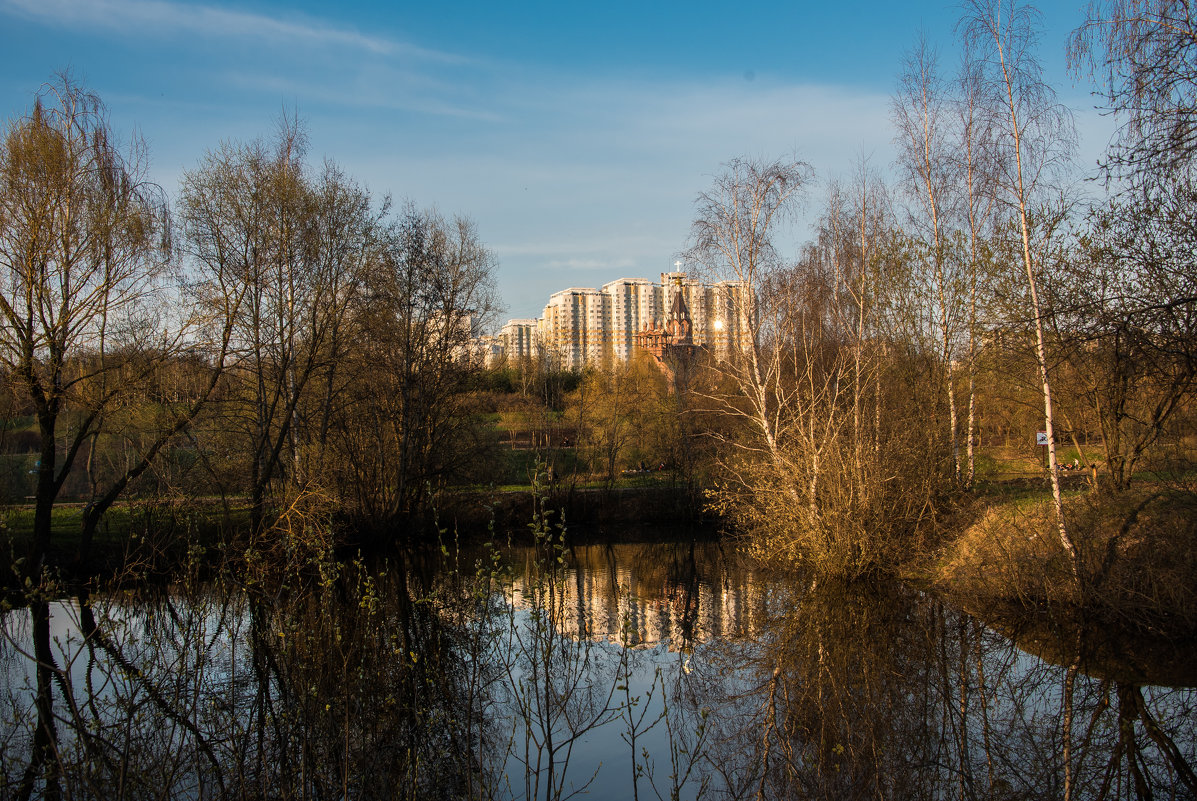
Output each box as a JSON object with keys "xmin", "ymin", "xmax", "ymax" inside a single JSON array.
[{"xmin": 2, "ymin": 528, "xmax": 1195, "ymax": 800}]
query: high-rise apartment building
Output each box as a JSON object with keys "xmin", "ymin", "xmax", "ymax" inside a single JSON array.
[
  {"xmin": 488, "ymin": 271, "xmax": 752, "ymax": 370},
  {"xmin": 704, "ymin": 279, "xmax": 753, "ymax": 361},
  {"xmin": 602, "ymin": 277, "xmax": 660, "ymax": 362},
  {"xmin": 538, "ymin": 287, "xmax": 609, "ymax": 369},
  {"xmin": 499, "ymin": 318, "xmax": 539, "ymax": 362}
]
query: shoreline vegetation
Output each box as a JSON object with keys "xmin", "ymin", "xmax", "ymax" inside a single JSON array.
[
  {"xmin": 5, "ymin": 451, "xmax": 1195, "ymax": 644},
  {"xmin": 0, "ymin": 483, "xmax": 714, "ymax": 577}
]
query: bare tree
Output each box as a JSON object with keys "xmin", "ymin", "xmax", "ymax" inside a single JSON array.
[
  {"xmin": 893, "ymin": 40, "xmax": 967, "ymax": 483},
  {"xmin": 179, "ymin": 120, "xmax": 377, "ymax": 533},
  {"xmin": 686, "ymin": 157, "xmax": 814, "ymax": 497},
  {"xmin": 961, "ymin": 0, "xmax": 1080, "ymax": 577},
  {"xmin": 0, "ymin": 76, "xmax": 222, "ymax": 573},
  {"xmin": 1067, "ymin": 174, "xmax": 1197, "ymax": 489},
  {"xmin": 689, "ymin": 158, "xmax": 940, "ymax": 578},
  {"xmin": 1067, "ymin": 0, "xmax": 1197, "ymax": 490},
  {"xmin": 957, "ymin": 46, "xmax": 1001, "ymax": 487},
  {"xmin": 1070, "ymin": 0, "xmax": 1197, "ymax": 182},
  {"xmin": 325, "ymin": 206, "xmax": 498, "ymax": 529}
]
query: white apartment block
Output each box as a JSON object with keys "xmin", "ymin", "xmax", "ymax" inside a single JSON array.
[
  {"xmin": 499, "ymin": 318, "xmax": 539, "ymax": 363},
  {"xmin": 488, "ymin": 271, "xmax": 753, "ymax": 371},
  {"xmin": 539, "ymin": 287, "xmax": 609, "ymax": 369},
  {"xmin": 705, "ymin": 279, "xmax": 753, "ymax": 360},
  {"xmin": 602, "ymin": 277, "xmax": 661, "ymax": 362},
  {"xmin": 474, "ymin": 335, "xmax": 505, "ymax": 368}
]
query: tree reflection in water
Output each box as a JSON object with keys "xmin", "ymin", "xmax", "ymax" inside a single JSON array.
[
  {"xmin": 676, "ymin": 576, "xmax": 1197, "ymax": 800},
  {"xmin": 0, "ymin": 553, "xmax": 507, "ymax": 800},
  {"xmin": 0, "ymin": 538, "xmax": 1193, "ymax": 800}
]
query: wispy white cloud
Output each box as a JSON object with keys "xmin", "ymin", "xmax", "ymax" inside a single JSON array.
[
  {"xmin": 221, "ymin": 71, "xmax": 503, "ymax": 121},
  {"xmin": 544, "ymin": 257, "xmax": 636, "ymax": 272},
  {"xmin": 0, "ymin": 0, "xmax": 461, "ymax": 61},
  {"xmin": 513, "ymin": 75, "xmax": 898, "ymax": 176}
]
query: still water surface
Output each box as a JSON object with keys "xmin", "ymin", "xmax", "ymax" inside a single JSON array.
[{"xmin": 2, "ymin": 532, "xmax": 1194, "ymax": 799}]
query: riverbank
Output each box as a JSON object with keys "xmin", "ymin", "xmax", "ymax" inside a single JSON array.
[
  {"xmin": 925, "ymin": 483, "xmax": 1197, "ymax": 638},
  {"xmin": 0, "ymin": 483, "xmax": 714, "ymax": 589},
  {"xmin": 7, "ymin": 473, "xmax": 1196, "ymax": 643}
]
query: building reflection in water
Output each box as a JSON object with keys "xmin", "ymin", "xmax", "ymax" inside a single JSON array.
[{"xmin": 501, "ymin": 540, "xmax": 771, "ymax": 649}]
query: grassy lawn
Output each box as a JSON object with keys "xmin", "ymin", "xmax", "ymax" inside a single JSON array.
[{"xmin": 1, "ymin": 499, "xmax": 252, "ymax": 573}]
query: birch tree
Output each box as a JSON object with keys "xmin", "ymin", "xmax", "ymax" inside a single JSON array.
[
  {"xmin": 686, "ymin": 157, "xmax": 814, "ymax": 506},
  {"xmin": 689, "ymin": 158, "xmax": 938, "ymax": 578},
  {"xmin": 961, "ymin": 0, "xmax": 1080, "ymax": 576},
  {"xmin": 1070, "ymin": 0, "xmax": 1197, "ymax": 182},
  {"xmin": 893, "ymin": 39, "xmax": 966, "ymax": 483},
  {"xmin": 957, "ymin": 47, "xmax": 1000, "ymax": 487}
]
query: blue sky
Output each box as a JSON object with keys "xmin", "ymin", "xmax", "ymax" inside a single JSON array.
[{"xmin": 1, "ymin": 0, "xmax": 1111, "ymax": 323}]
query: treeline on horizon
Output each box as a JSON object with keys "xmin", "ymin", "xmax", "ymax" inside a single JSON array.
[{"xmin": 1, "ymin": 0, "xmax": 1195, "ymax": 584}]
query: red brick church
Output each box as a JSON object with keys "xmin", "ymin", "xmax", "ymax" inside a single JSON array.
[{"xmin": 634, "ymin": 275, "xmax": 701, "ymax": 383}]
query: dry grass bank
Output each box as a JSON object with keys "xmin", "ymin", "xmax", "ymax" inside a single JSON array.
[{"xmin": 926, "ymin": 486, "xmax": 1197, "ymax": 636}]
